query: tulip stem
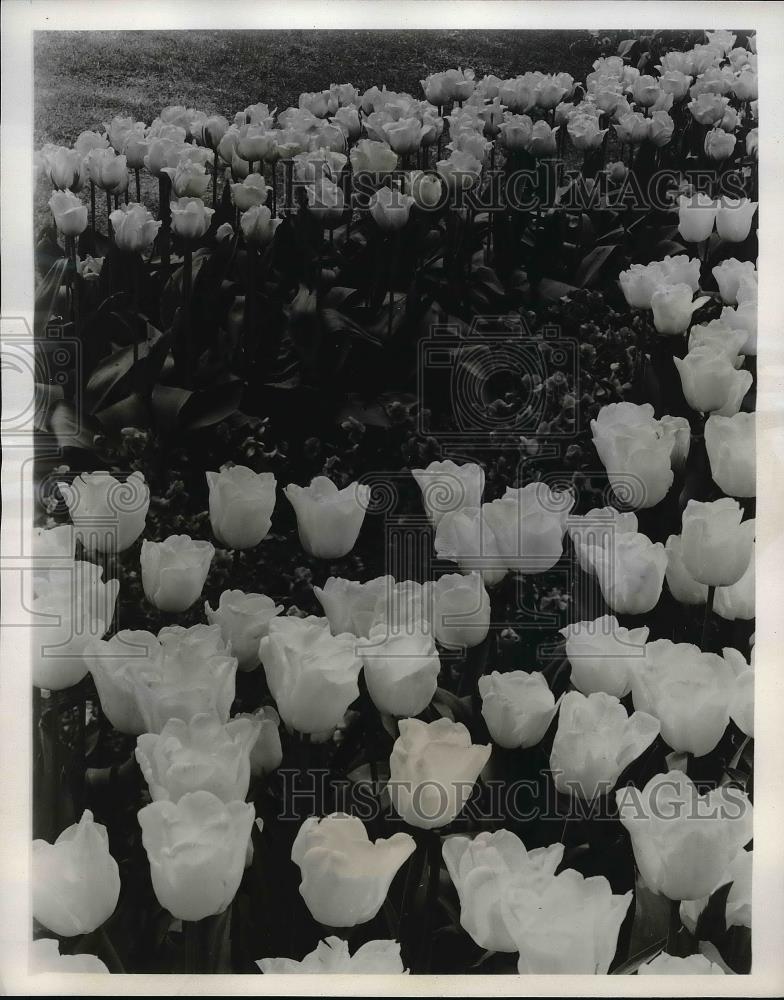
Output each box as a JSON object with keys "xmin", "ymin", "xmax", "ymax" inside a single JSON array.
[
  {"xmin": 90, "ymin": 180, "xmax": 96, "ymax": 233},
  {"xmin": 701, "ymin": 585, "xmax": 716, "ymax": 650},
  {"xmin": 158, "ymin": 175, "xmax": 171, "ymax": 277},
  {"xmin": 134, "ymin": 168, "xmax": 141, "ymax": 203},
  {"xmin": 666, "ymin": 897, "xmax": 682, "ymax": 956},
  {"xmin": 95, "ymin": 925, "xmax": 125, "ymax": 973},
  {"xmin": 212, "ymin": 151, "xmax": 219, "ymax": 209},
  {"xmin": 415, "ymin": 832, "xmax": 442, "ymax": 973},
  {"xmin": 106, "ymin": 190, "xmax": 113, "ymax": 236}
]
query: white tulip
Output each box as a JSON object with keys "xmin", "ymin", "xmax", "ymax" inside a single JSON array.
[
  {"xmin": 560, "ymin": 616, "xmax": 649, "ymax": 698},
  {"xmin": 590, "ymin": 532, "xmax": 667, "ymax": 615},
  {"xmin": 58, "ymin": 470, "xmax": 149, "ymax": 554},
  {"xmin": 639, "ymin": 953, "xmax": 725, "ymax": 974},
  {"xmin": 206, "ymin": 465, "xmax": 277, "ymax": 549},
  {"xmin": 233, "ymin": 705, "xmax": 283, "ymax": 777},
  {"xmin": 411, "ymin": 460, "xmax": 484, "ymax": 527},
  {"xmin": 674, "ymin": 348, "xmax": 753, "ymax": 416},
  {"xmin": 284, "ymin": 476, "xmax": 370, "ymax": 558},
  {"xmin": 712, "ymin": 259, "xmax": 757, "ymax": 305},
  {"xmin": 359, "ymin": 622, "xmax": 440, "ymax": 717},
  {"xmin": 423, "ymin": 572, "xmax": 490, "ymax": 648},
  {"xmin": 704, "ymin": 412, "xmax": 755, "ymax": 497},
  {"xmin": 205, "ymin": 589, "xmax": 283, "ymax": 671},
  {"xmin": 679, "ymin": 848, "xmax": 752, "ymax": 934},
  {"xmin": 664, "ymin": 534, "xmax": 709, "ymax": 604},
  {"xmin": 30, "ymin": 938, "xmax": 109, "ymax": 974},
  {"xmin": 478, "ymin": 670, "xmax": 560, "ymax": 749},
  {"xmin": 140, "ymin": 534, "xmax": 214, "ymax": 612},
  {"xmin": 313, "ymin": 575, "xmax": 394, "ymax": 637},
  {"xmin": 567, "ymin": 507, "xmax": 638, "ymax": 573},
  {"xmin": 680, "ymin": 498, "xmax": 754, "ymax": 586},
  {"xmin": 258, "ymin": 936, "xmax": 406, "ymax": 974}
]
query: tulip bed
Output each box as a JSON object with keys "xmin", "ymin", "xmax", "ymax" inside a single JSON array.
[{"xmin": 31, "ymin": 28, "xmax": 755, "ymax": 978}]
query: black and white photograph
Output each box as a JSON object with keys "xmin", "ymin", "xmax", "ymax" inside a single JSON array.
[{"xmin": 1, "ymin": 0, "xmax": 783, "ymax": 994}]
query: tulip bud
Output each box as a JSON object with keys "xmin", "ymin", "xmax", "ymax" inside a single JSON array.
[
  {"xmin": 169, "ymin": 196, "xmax": 214, "ymax": 240},
  {"xmin": 590, "ymin": 402, "xmax": 676, "ymax": 509},
  {"xmin": 259, "ymin": 616, "xmax": 362, "ymax": 735},
  {"xmin": 704, "ymin": 127, "xmax": 736, "ymax": 162},
  {"xmin": 680, "ymin": 498, "xmax": 754, "ymax": 587},
  {"xmin": 359, "ymin": 622, "xmax": 440, "ymax": 717},
  {"xmin": 138, "ymin": 791, "xmax": 255, "ymax": 921},
  {"xmin": 369, "ymin": 184, "xmax": 415, "ymax": 232},
  {"xmin": 648, "ymin": 110, "xmax": 675, "ymax": 147},
  {"xmin": 230, "ymin": 172, "xmax": 269, "ymax": 210},
  {"xmin": 388, "ymin": 718, "xmax": 491, "ymax": 829},
  {"xmin": 716, "ymin": 197, "xmax": 757, "ymax": 242},
  {"xmin": 216, "ymin": 221, "xmax": 234, "ymax": 243},
  {"xmin": 33, "ymin": 810, "xmax": 121, "ymax": 935},
  {"xmin": 436, "ymin": 149, "xmax": 483, "ymax": 191},
  {"xmin": 161, "ymin": 157, "xmax": 210, "ymax": 198},
  {"xmin": 144, "ymin": 136, "xmax": 185, "ymax": 176},
  {"xmin": 746, "ymin": 127, "xmax": 758, "ymax": 159},
  {"xmin": 481, "ymin": 490, "xmax": 567, "ymax": 575},
  {"xmin": 284, "ymin": 475, "xmax": 370, "ymax": 559},
  {"xmin": 651, "ymin": 283, "xmax": 710, "ymax": 335},
  {"xmin": 141, "ymin": 534, "xmax": 214, "ymax": 612},
  {"xmin": 136, "ymin": 713, "xmax": 261, "ymax": 803},
  {"xmin": 406, "ymin": 169, "xmax": 444, "ymax": 209},
  {"xmin": 58, "ymin": 470, "xmax": 149, "ymax": 553},
  {"xmin": 550, "ymin": 691, "xmax": 659, "ymax": 799},
  {"xmin": 733, "ymin": 69, "xmax": 758, "ymax": 101},
  {"xmin": 567, "ymin": 113, "xmax": 608, "ymax": 151},
  {"xmin": 560, "ymin": 616, "xmax": 649, "ymax": 698},
  {"xmin": 567, "ymin": 507, "xmax": 638, "ymax": 573},
  {"xmin": 591, "ymin": 531, "xmax": 667, "ymax": 615},
  {"xmin": 659, "ymin": 70, "xmax": 692, "ymax": 101},
  {"xmin": 478, "ymin": 670, "xmax": 560, "ymax": 749},
  {"xmin": 614, "ymin": 111, "xmax": 650, "ymax": 144},
  {"xmin": 48, "ymin": 146, "xmax": 84, "ymax": 191},
  {"xmin": 664, "ymin": 534, "xmax": 709, "ymax": 604},
  {"xmin": 674, "ymin": 347, "xmax": 753, "ymax": 415},
  {"xmin": 207, "ymin": 466, "xmax": 277, "ymax": 552},
  {"xmin": 109, "ymin": 201, "xmax": 161, "ymax": 253},
  {"xmin": 712, "ymin": 258, "xmax": 756, "ymax": 305},
  {"xmin": 424, "ymin": 571, "xmax": 490, "ymax": 648},
  {"xmin": 48, "ymin": 190, "xmax": 88, "ymax": 236},
  {"xmin": 434, "ymin": 506, "xmax": 506, "ymax": 587},
  {"xmin": 499, "ymin": 113, "xmax": 534, "ymax": 151},
  {"xmin": 617, "ymin": 770, "xmax": 752, "ymax": 899},
  {"xmin": 259, "ymin": 937, "xmax": 406, "ymax": 974},
  {"xmin": 412, "ymin": 459, "xmax": 484, "ymax": 527},
  {"xmin": 292, "ymin": 814, "xmax": 415, "ymax": 927},
  {"xmin": 74, "ymin": 130, "xmax": 109, "ymax": 158},
  {"xmin": 688, "ymin": 92, "xmax": 729, "ymax": 125},
  {"xmin": 677, "ymin": 192, "xmax": 719, "ymax": 242},
  {"xmin": 122, "ymin": 133, "xmax": 150, "ymax": 170},
  {"xmin": 84, "ymin": 147, "xmax": 128, "ymax": 192}
]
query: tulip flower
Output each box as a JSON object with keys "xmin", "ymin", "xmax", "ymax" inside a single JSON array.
[
  {"xmin": 313, "ymin": 575, "xmax": 394, "ymax": 638},
  {"xmin": 478, "ymin": 671, "xmax": 560, "ymax": 750},
  {"xmin": 388, "ymin": 718, "xmax": 491, "ymax": 830},
  {"xmin": 369, "ymin": 184, "xmax": 415, "ymax": 232},
  {"xmin": 715, "ymin": 535, "xmax": 755, "ymax": 621},
  {"xmin": 140, "ymin": 534, "xmax": 214, "ymax": 613},
  {"xmin": 259, "ymin": 937, "xmax": 406, "ymax": 974},
  {"xmin": 161, "ymin": 157, "xmax": 210, "ymax": 198},
  {"xmin": 716, "ymin": 197, "xmax": 757, "ymax": 243},
  {"xmin": 205, "ymin": 589, "xmax": 283, "ymax": 671},
  {"xmin": 259, "ymin": 616, "xmax": 362, "ymax": 735},
  {"xmin": 136, "ymin": 713, "xmax": 261, "ymax": 803},
  {"xmin": 724, "ymin": 646, "xmax": 754, "ymax": 737},
  {"xmin": 370, "ymin": 580, "xmax": 428, "ymax": 635},
  {"xmin": 84, "ymin": 147, "xmax": 128, "ymax": 193},
  {"xmin": 674, "ymin": 347, "xmax": 753, "ymax": 415},
  {"xmin": 664, "ymin": 534, "xmax": 709, "ymax": 604},
  {"xmin": 481, "ymin": 491, "xmax": 567, "ymax": 575},
  {"xmin": 591, "ymin": 402, "xmax": 677, "ymax": 509},
  {"xmin": 33, "ymin": 560, "xmax": 118, "ymax": 690},
  {"xmin": 49, "ymin": 196, "xmax": 90, "ymax": 254},
  {"xmin": 499, "ymin": 114, "xmax": 534, "ymax": 152},
  {"xmin": 169, "ymin": 196, "xmax": 214, "ymax": 240},
  {"xmin": 382, "ymin": 117, "xmax": 423, "ymax": 156},
  {"xmin": 550, "ymin": 691, "xmax": 660, "ymax": 799},
  {"xmin": 498, "ymin": 78, "xmax": 536, "ymax": 114},
  {"xmin": 412, "ymin": 459, "xmax": 484, "ymax": 527},
  {"xmin": 501, "ymin": 867, "xmax": 632, "ymax": 974},
  {"xmin": 687, "ymin": 319, "xmax": 749, "ymax": 363},
  {"xmin": 650, "ymin": 283, "xmax": 710, "ymax": 335},
  {"xmin": 143, "ymin": 136, "xmax": 185, "ymax": 176},
  {"xmin": 230, "ymin": 173, "xmax": 269, "ymax": 210},
  {"xmin": 688, "ymin": 93, "xmax": 729, "ymax": 125},
  {"xmin": 109, "ymin": 201, "xmax": 161, "ymax": 252},
  {"xmin": 233, "ymin": 705, "xmax": 283, "ymax": 778},
  {"xmin": 284, "ymin": 475, "xmax": 370, "ymax": 559},
  {"xmin": 421, "ymin": 72, "xmax": 450, "ymax": 106},
  {"xmin": 590, "ymin": 531, "xmax": 667, "ymax": 615},
  {"xmin": 406, "ymin": 169, "xmax": 444, "ymax": 209},
  {"xmin": 242, "ymin": 204, "xmax": 282, "ymax": 246},
  {"xmin": 679, "ymin": 846, "xmax": 752, "ymax": 937},
  {"xmin": 705, "ymin": 412, "xmax": 755, "ymax": 497},
  {"xmin": 359, "ymin": 622, "xmax": 440, "ymax": 717},
  {"xmin": 47, "ymin": 146, "xmax": 84, "ymax": 191},
  {"xmin": 292, "ymin": 813, "xmax": 415, "ymax": 927},
  {"xmin": 33, "ymin": 810, "xmax": 121, "ymax": 936},
  {"xmin": 436, "ymin": 149, "xmax": 483, "ymax": 192},
  {"xmin": 138, "ymin": 791, "xmax": 255, "ymax": 921},
  {"xmin": 712, "ymin": 258, "xmax": 757, "ymax": 305},
  {"xmin": 443, "ymin": 830, "xmax": 564, "ymax": 952},
  {"xmin": 58, "ymin": 470, "xmax": 149, "ymax": 553},
  {"xmin": 639, "ymin": 953, "xmax": 725, "ymax": 974},
  {"xmin": 31, "ymin": 939, "xmax": 109, "ymax": 974},
  {"xmin": 677, "ymin": 192, "xmax": 719, "ymax": 242},
  {"xmin": 618, "ymin": 262, "xmax": 668, "ymax": 309},
  {"xmin": 349, "ymin": 138, "xmax": 398, "ymax": 175},
  {"xmin": 614, "ymin": 111, "xmax": 650, "ymax": 144},
  {"xmin": 434, "ymin": 505, "xmax": 506, "ymax": 586},
  {"xmin": 704, "ymin": 127, "xmax": 736, "ymax": 162},
  {"xmin": 680, "ymin": 498, "xmax": 754, "ymax": 588},
  {"xmin": 206, "ymin": 465, "xmax": 276, "ymax": 550},
  {"xmin": 746, "ymin": 127, "xmax": 759, "ymax": 159},
  {"xmin": 423, "ymin": 572, "xmax": 490, "ymax": 649},
  {"xmin": 560, "ymin": 616, "xmax": 649, "ymax": 698},
  {"xmin": 648, "ymin": 110, "xmax": 675, "ymax": 147},
  {"xmin": 567, "ymin": 507, "xmax": 638, "ymax": 573},
  {"xmin": 122, "ymin": 133, "xmax": 150, "ymax": 172},
  {"xmin": 733, "ymin": 69, "xmax": 758, "ymax": 101},
  {"xmin": 197, "ymin": 114, "xmax": 230, "ymax": 150},
  {"xmin": 528, "ymin": 120, "xmax": 559, "ymax": 156},
  {"xmin": 616, "ymin": 770, "xmax": 752, "ymax": 900},
  {"xmin": 74, "ymin": 129, "xmax": 109, "ymax": 158},
  {"xmin": 304, "ymin": 179, "xmax": 345, "ymax": 229},
  {"xmin": 88, "ymin": 623, "xmax": 237, "ymax": 734},
  {"xmin": 659, "ymin": 70, "xmax": 692, "ymax": 100},
  {"xmin": 567, "ymin": 114, "xmax": 608, "ymax": 151},
  {"xmin": 721, "ymin": 297, "xmax": 757, "ymax": 355}
]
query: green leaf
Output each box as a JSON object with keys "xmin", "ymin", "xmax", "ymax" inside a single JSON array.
[
  {"xmin": 575, "ymin": 243, "xmax": 620, "ymax": 288},
  {"xmin": 34, "ymin": 258, "xmax": 68, "ymax": 339},
  {"xmin": 694, "ymin": 880, "xmax": 733, "ymax": 942},
  {"xmin": 84, "ymin": 328, "xmax": 170, "ymax": 414}
]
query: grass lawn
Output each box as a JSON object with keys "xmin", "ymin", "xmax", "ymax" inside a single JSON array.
[{"xmin": 34, "ymin": 29, "xmax": 607, "ymax": 146}]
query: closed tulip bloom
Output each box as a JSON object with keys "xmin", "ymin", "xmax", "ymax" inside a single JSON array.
[
  {"xmin": 423, "ymin": 572, "xmax": 490, "ymax": 649},
  {"xmin": 715, "ymin": 536, "xmax": 755, "ymax": 621},
  {"xmin": 141, "ymin": 534, "xmax": 214, "ymax": 612},
  {"xmin": 567, "ymin": 114, "xmax": 607, "ymax": 150},
  {"xmin": 674, "ymin": 347, "xmax": 753, "ymax": 415},
  {"xmin": 499, "ymin": 113, "xmax": 534, "ymax": 151},
  {"xmin": 217, "ymin": 126, "xmax": 240, "ymax": 164},
  {"xmin": 48, "ymin": 146, "xmax": 84, "ymax": 190},
  {"xmin": 33, "ymin": 810, "xmax": 121, "ymax": 936},
  {"xmin": 349, "ymin": 138, "xmax": 398, "ymax": 175},
  {"xmin": 681, "ymin": 855, "xmax": 752, "ymax": 946},
  {"xmin": 501, "ymin": 867, "xmax": 632, "ymax": 974},
  {"xmin": 33, "ymin": 561, "xmax": 118, "ymax": 690},
  {"xmin": 31, "ymin": 939, "xmax": 109, "ymax": 974},
  {"xmin": 648, "ymin": 110, "xmax": 675, "ymax": 147},
  {"xmin": 724, "ymin": 647, "xmax": 754, "ymax": 737},
  {"xmin": 314, "ymin": 575, "xmax": 393, "ymax": 637},
  {"xmin": 560, "ymin": 616, "xmax": 649, "ymax": 698},
  {"xmin": 406, "ymin": 169, "xmax": 444, "ymax": 209},
  {"xmin": 478, "ymin": 671, "xmax": 560, "ymax": 750},
  {"xmin": 58, "ymin": 470, "xmax": 149, "ymax": 553},
  {"xmin": 746, "ymin": 127, "xmax": 759, "ymax": 159},
  {"xmin": 677, "ymin": 192, "xmax": 719, "ymax": 242},
  {"xmin": 436, "ymin": 149, "xmax": 483, "ymax": 191},
  {"xmin": 136, "ymin": 713, "xmax": 261, "ymax": 804},
  {"xmin": 704, "ymin": 127, "xmax": 736, "ymax": 162},
  {"xmin": 161, "ymin": 157, "xmax": 210, "ymax": 198},
  {"xmin": 447, "ymin": 129, "xmax": 492, "ymax": 162},
  {"xmin": 85, "ymin": 147, "xmax": 128, "ymax": 192},
  {"xmin": 305, "ymin": 179, "xmax": 346, "ymax": 229},
  {"xmin": 614, "ymin": 111, "xmax": 650, "ymax": 144},
  {"xmin": 660, "ymin": 70, "xmax": 692, "ymax": 100},
  {"xmin": 109, "ymin": 202, "xmax": 161, "ymax": 253},
  {"xmin": 284, "ymin": 475, "xmax": 370, "ymax": 559},
  {"xmin": 169, "ymin": 196, "xmax": 214, "ymax": 240},
  {"xmin": 122, "ymin": 133, "xmax": 150, "ymax": 170},
  {"xmin": 705, "ymin": 412, "xmax": 755, "ymax": 497},
  {"xmin": 382, "ymin": 117, "xmax": 423, "ymax": 155},
  {"xmin": 528, "ymin": 120, "xmax": 559, "ymax": 156},
  {"xmin": 230, "ymin": 173, "xmax": 269, "ymax": 210},
  {"xmin": 616, "ymin": 770, "xmax": 752, "ymax": 900},
  {"xmin": 651, "ymin": 283, "xmax": 710, "ymax": 335},
  {"xmin": 665, "ymin": 534, "xmax": 709, "ymax": 604},
  {"xmin": 591, "ymin": 532, "xmax": 667, "ymax": 615},
  {"xmin": 443, "ymin": 830, "xmax": 564, "ymax": 952},
  {"xmin": 590, "ymin": 402, "xmax": 675, "ymax": 509},
  {"xmin": 233, "ymin": 706, "xmax": 283, "ymax": 778},
  {"xmin": 48, "ymin": 190, "xmax": 88, "ymax": 236},
  {"xmin": 138, "ymin": 791, "xmax": 255, "ymax": 921},
  {"xmin": 144, "ymin": 136, "xmax": 186, "ymax": 176},
  {"xmin": 716, "ymin": 197, "xmax": 757, "ymax": 242},
  {"xmin": 421, "ymin": 72, "xmax": 450, "ymax": 106},
  {"xmin": 434, "ymin": 506, "xmax": 506, "ymax": 586},
  {"xmin": 733, "ymin": 69, "xmax": 758, "ymax": 101},
  {"xmin": 292, "ymin": 813, "xmax": 415, "ymax": 927},
  {"xmin": 236, "ymin": 123, "xmax": 275, "ymax": 162},
  {"xmin": 412, "ymin": 459, "xmax": 484, "ymax": 527},
  {"xmin": 369, "ymin": 184, "xmax": 415, "ymax": 232},
  {"xmin": 240, "ymin": 204, "xmax": 281, "ymax": 246},
  {"xmin": 721, "ymin": 298, "xmax": 757, "ymax": 355},
  {"xmin": 388, "ymin": 718, "xmax": 491, "ymax": 830},
  {"xmin": 567, "ymin": 507, "xmax": 638, "ymax": 573},
  {"xmin": 104, "ymin": 115, "xmax": 143, "ymax": 153},
  {"xmin": 359, "ymin": 622, "xmax": 440, "ymax": 717},
  {"xmin": 680, "ymin": 498, "xmax": 754, "ymax": 587},
  {"xmin": 206, "ymin": 465, "xmax": 276, "ymax": 550},
  {"xmin": 618, "ymin": 261, "xmax": 667, "ymax": 308},
  {"xmin": 259, "ymin": 936, "xmax": 405, "ymax": 974},
  {"xmin": 198, "ymin": 114, "xmax": 230, "ymax": 149},
  {"xmin": 205, "ymin": 589, "xmax": 283, "ymax": 671},
  {"xmin": 712, "ymin": 259, "xmax": 756, "ymax": 305},
  {"xmin": 550, "ymin": 692, "xmax": 659, "ymax": 799},
  {"xmin": 482, "ymin": 493, "xmax": 566, "ymax": 575},
  {"xmin": 639, "ymin": 953, "xmax": 725, "ymax": 974},
  {"xmin": 259, "ymin": 616, "xmax": 362, "ymax": 734},
  {"xmin": 74, "ymin": 129, "xmax": 109, "ymax": 158},
  {"xmin": 688, "ymin": 92, "xmax": 729, "ymax": 124}
]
